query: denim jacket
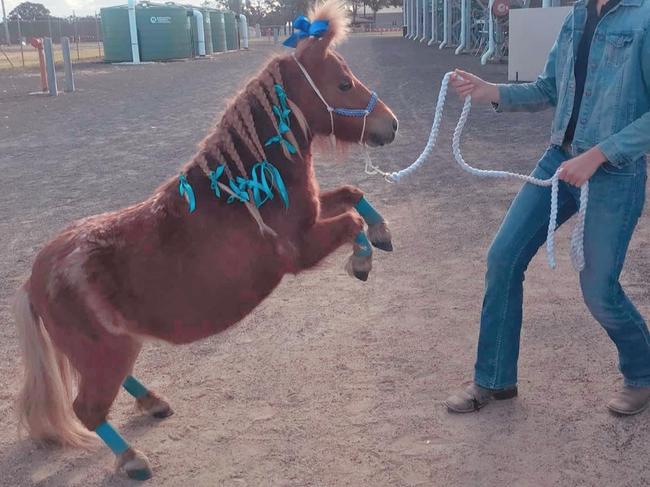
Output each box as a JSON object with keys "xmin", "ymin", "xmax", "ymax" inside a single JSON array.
[{"xmin": 496, "ymin": 0, "xmax": 650, "ymax": 168}]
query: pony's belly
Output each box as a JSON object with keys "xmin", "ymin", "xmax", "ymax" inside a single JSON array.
[{"xmin": 123, "ymin": 272, "xmax": 284, "ymax": 344}]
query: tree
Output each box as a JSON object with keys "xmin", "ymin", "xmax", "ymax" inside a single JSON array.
[
  {"xmin": 8, "ymin": 1, "xmax": 50, "ymax": 21},
  {"xmin": 347, "ymin": 0, "xmax": 363, "ymax": 24},
  {"xmin": 365, "ymin": 0, "xmax": 389, "ymax": 22}
]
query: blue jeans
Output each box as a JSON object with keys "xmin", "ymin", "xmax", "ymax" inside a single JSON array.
[{"xmin": 474, "ymin": 146, "xmax": 650, "ymax": 389}]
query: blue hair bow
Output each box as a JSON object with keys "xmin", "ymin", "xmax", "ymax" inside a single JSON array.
[{"xmin": 283, "ymin": 16, "xmax": 329, "ymax": 48}]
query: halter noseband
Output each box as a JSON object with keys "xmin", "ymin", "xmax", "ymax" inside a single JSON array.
[{"xmin": 292, "ymin": 53, "xmax": 378, "ymax": 145}]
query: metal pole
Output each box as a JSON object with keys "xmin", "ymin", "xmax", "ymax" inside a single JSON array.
[
  {"xmin": 428, "ymin": 0, "xmax": 437, "ymax": 45},
  {"xmin": 1, "ymin": 0, "xmax": 9, "ymax": 44},
  {"xmin": 43, "ymin": 37, "xmax": 57, "ymax": 96},
  {"xmin": 95, "ymin": 12, "xmax": 102, "ymax": 57},
  {"xmin": 18, "ymin": 20, "xmax": 26, "ymax": 66},
  {"xmin": 61, "ymin": 37, "xmax": 74, "ymax": 93},
  {"xmin": 127, "ymin": 1, "xmax": 139, "ymax": 62}
]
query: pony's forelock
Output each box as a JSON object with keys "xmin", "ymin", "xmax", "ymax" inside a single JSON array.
[{"xmin": 309, "ymin": 0, "xmax": 350, "ymax": 47}]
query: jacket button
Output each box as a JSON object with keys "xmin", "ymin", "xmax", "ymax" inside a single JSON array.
[
  {"xmin": 580, "ymin": 118, "xmax": 587, "ymax": 124},
  {"xmin": 585, "ymin": 90, "xmax": 592, "ymax": 97}
]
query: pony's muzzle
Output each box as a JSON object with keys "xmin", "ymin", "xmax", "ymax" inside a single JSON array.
[{"xmin": 366, "ymin": 115, "xmax": 398, "ymax": 147}]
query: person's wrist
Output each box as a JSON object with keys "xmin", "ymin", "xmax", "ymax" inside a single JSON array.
[
  {"xmin": 585, "ymin": 146, "xmax": 607, "ymax": 167},
  {"xmin": 488, "ymin": 83, "xmax": 500, "ymax": 104}
]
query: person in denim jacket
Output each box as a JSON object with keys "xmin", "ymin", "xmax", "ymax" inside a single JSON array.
[{"xmin": 445, "ymin": 0, "xmax": 650, "ymax": 415}]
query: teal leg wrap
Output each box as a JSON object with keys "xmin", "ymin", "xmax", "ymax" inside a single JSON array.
[
  {"xmin": 354, "ymin": 232, "xmax": 373, "ymax": 257},
  {"xmin": 355, "ymin": 197, "xmax": 384, "ymax": 226},
  {"xmin": 96, "ymin": 421, "xmax": 129, "ymax": 455},
  {"xmin": 123, "ymin": 375, "xmax": 149, "ymax": 399}
]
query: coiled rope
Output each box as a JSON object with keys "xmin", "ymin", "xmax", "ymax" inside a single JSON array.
[{"xmin": 365, "ymin": 71, "xmax": 588, "ymax": 271}]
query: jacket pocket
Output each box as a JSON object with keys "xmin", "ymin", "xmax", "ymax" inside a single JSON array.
[{"xmin": 604, "ymin": 32, "xmax": 634, "ymax": 67}]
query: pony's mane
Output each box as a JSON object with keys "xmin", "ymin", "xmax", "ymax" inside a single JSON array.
[
  {"xmin": 194, "ymin": 57, "xmax": 308, "ymax": 180},
  {"xmin": 192, "ymin": 0, "xmax": 351, "ymax": 179},
  {"xmin": 309, "ymin": 0, "xmax": 350, "ymax": 47}
]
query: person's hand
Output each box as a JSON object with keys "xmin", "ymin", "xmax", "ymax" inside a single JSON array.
[
  {"xmin": 558, "ymin": 147, "xmax": 607, "ymax": 187},
  {"xmin": 450, "ymin": 69, "xmax": 500, "ymax": 104}
]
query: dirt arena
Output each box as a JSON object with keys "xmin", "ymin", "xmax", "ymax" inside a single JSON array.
[{"xmin": 1, "ymin": 35, "xmax": 648, "ymax": 486}]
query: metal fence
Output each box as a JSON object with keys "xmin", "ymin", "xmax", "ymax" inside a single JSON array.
[{"xmin": 0, "ymin": 17, "xmax": 103, "ymax": 45}]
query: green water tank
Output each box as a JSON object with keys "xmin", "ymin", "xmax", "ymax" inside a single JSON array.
[
  {"xmin": 136, "ymin": 3, "xmax": 191, "ymax": 61},
  {"xmin": 223, "ymin": 11, "xmax": 238, "ymax": 51},
  {"xmin": 101, "ymin": 3, "xmax": 192, "ymax": 62},
  {"xmin": 101, "ymin": 6, "xmax": 132, "ymax": 63},
  {"xmin": 209, "ymin": 10, "xmax": 227, "ymax": 53}
]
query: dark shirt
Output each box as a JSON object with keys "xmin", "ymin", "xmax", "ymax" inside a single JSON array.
[{"xmin": 564, "ymin": 0, "xmax": 622, "ymax": 144}]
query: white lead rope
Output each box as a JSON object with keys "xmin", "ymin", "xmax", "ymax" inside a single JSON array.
[{"xmin": 365, "ymin": 72, "xmax": 588, "ymax": 271}]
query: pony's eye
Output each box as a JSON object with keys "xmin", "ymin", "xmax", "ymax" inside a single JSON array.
[{"xmin": 339, "ymin": 79, "xmax": 352, "ymax": 91}]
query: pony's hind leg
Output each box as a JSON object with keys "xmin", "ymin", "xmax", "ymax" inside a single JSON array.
[
  {"xmin": 123, "ymin": 375, "xmax": 174, "ymax": 419},
  {"xmin": 70, "ymin": 336, "xmax": 153, "ymax": 480}
]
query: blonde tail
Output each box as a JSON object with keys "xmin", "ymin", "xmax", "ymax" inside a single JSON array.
[{"xmin": 13, "ymin": 282, "xmax": 96, "ymax": 449}]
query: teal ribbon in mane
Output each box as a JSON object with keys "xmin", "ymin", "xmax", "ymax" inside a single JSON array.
[
  {"xmin": 208, "ymin": 161, "xmax": 289, "ymax": 209},
  {"xmin": 274, "ymin": 84, "xmax": 291, "ymax": 126},
  {"xmin": 265, "ymin": 85, "xmax": 297, "ymax": 154},
  {"xmin": 209, "ymin": 165, "xmax": 226, "ymax": 197},
  {"xmin": 178, "ymin": 173, "xmax": 196, "ymax": 213}
]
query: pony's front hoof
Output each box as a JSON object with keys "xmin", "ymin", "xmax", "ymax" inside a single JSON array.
[
  {"xmin": 117, "ymin": 448, "xmax": 152, "ymax": 481},
  {"xmin": 371, "ymin": 240, "xmax": 393, "ymax": 252},
  {"xmin": 354, "ymin": 270, "xmax": 369, "ymax": 281},
  {"xmin": 346, "ymin": 254, "xmax": 372, "ymax": 282},
  {"xmin": 368, "ymin": 222, "xmax": 393, "ymax": 252},
  {"xmin": 137, "ymin": 392, "xmax": 174, "ymax": 419}
]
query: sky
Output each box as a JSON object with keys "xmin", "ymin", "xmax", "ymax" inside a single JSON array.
[
  {"xmin": 4, "ymin": 0, "xmax": 139, "ymax": 18},
  {"xmin": 3, "ymin": 0, "xmax": 402, "ymax": 21}
]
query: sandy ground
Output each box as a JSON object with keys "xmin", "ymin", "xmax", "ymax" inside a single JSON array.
[{"xmin": 1, "ymin": 35, "xmax": 649, "ymax": 487}]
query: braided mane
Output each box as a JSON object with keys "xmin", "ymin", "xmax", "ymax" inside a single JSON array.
[{"xmin": 193, "ymin": 58, "xmax": 308, "ymax": 183}]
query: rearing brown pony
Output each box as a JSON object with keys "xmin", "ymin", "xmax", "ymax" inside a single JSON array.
[{"xmin": 12, "ymin": 0, "xmax": 397, "ymax": 481}]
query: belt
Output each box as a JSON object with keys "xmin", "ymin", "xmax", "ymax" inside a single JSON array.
[{"xmin": 560, "ymin": 141, "xmax": 575, "ymax": 158}]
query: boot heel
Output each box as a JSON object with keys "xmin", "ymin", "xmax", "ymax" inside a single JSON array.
[{"xmin": 493, "ymin": 387, "xmax": 518, "ymax": 400}]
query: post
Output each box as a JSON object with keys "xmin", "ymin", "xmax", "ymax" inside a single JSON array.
[
  {"xmin": 18, "ymin": 20, "xmax": 26, "ymax": 67},
  {"xmin": 238, "ymin": 14, "xmax": 248, "ymax": 49},
  {"xmin": 61, "ymin": 36, "xmax": 75, "ymax": 93},
  {"xmin": 1, "ymin": 0, "xmax": 9, "ymax": 45},
  {"xmin": 73, "ymin": 14, "xmax": 80, "ymax": 60},
  {"xmin": 414, "ymin": 0, "xmax": 419, "ymax": 40},
  {"xmin": 273, "ymin": 26, "xmax": 279, "ymax": 44},
  {"xmin": 192, "ymin": 9, "xmax": 206, "ymax": 56},
  {"xmin": 43, "ymin": 37, "xmax": 57, "ymax": 96},
  {"xmin": 455, "ymin": 0, "xmax": 467, "ymax": 54},
  {"xmin": 481, "ymin": 0, "xmax": 496, "ymax": 64},
  {"xmin": 428, "ymin": 0, "xmax": 437, "ymax": 45},
  {"xmin": 31, "ymin": 38, "xmax": 47, "ymax": 91},
  {"xmin": 439, "ymin": 0, "xmax": 449, "ymax": 48},
  {"xmin": 127, "ymin": 0, "xmax": 139, "ymax": 62}
]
